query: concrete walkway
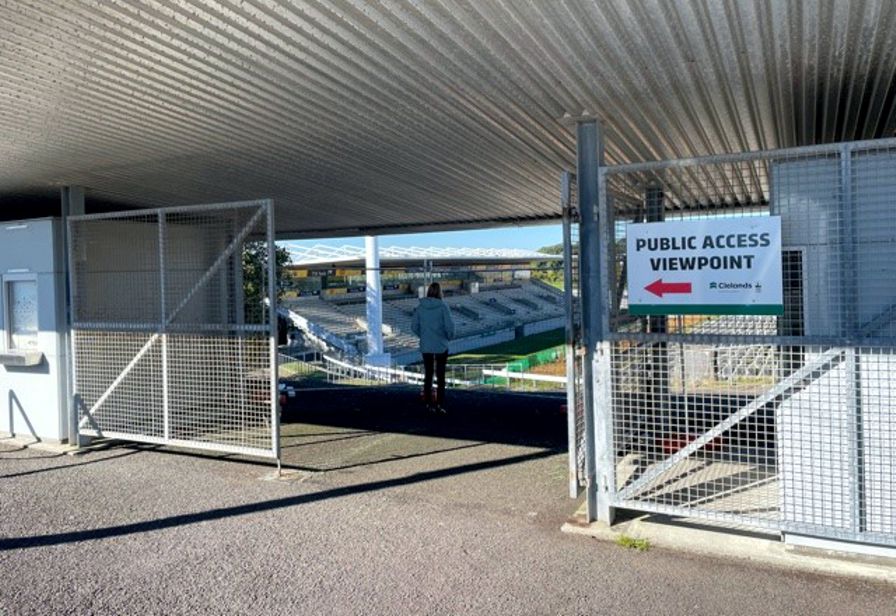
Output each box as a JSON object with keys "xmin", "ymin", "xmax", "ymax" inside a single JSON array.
[{"xmin": 1, "ymin": 388, "xmax": 893, "ymax": 615}]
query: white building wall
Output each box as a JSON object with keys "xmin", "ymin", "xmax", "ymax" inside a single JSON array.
[
  {"xmin": 0, "ymin": 218, "xmax": 68, "ymax": 442},
  {"xmin": 772, "ymin": 157, "xmax": 842, "ymax": 337}
]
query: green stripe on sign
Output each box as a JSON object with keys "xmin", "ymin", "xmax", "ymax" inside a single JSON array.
[{"xmin": 628, "ymin": 304, "xmax": 784, "ymax": 316}]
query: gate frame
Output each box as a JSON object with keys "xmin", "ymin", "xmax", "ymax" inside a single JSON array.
[
  {"xmin": 575, "ymin": 131, "xmax": 896, "ymax": 546},
  {"xmin": 561, "ymin": 170, "xmax": 580, "ymax": 498},
  {"xmin": 67, "ymin": 199, "xmax": 280, "ymax": 463}
]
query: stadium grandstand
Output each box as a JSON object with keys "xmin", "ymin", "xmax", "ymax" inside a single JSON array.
[{"xmin": 279, "ymin": 245, "xmax": 564, "ymax": 365}]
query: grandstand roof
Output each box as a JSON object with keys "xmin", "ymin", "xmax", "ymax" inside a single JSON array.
[
  {"xmin": 285, "ymin": 244, "xmax": 559, "ymax": 267},
  {"xmin": 3, "ymin": 2, "xmax": 896, "ymax": 235}
]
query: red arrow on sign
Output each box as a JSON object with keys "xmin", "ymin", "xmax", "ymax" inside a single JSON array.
[{"xmin": 645, "ymin": 278, "xmax": 692, "ymax": 298}]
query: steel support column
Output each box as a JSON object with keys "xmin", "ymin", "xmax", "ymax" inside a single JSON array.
[
  {"xmin": 576, "ymin": 119, "xmax": 613, "ymax": 523},
  {"xmin": 61, "ymin": 186, "xmax": 84, "ymax": 448},
  {"xmin": 365, "ymin": 235, "xmax": 390, "ymax": 366}
]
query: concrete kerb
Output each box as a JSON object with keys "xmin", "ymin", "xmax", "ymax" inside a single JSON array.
[
  {"xmin": 0, "ymin": 434, "xmax": 71, "ymax": 455},
  {"xmin": 562, "ymin": 504, "xmax": 896, "ymax": 585},
  {"xmin": 0, "ymin": 434, "xmax": 130, "ymax": 458}
]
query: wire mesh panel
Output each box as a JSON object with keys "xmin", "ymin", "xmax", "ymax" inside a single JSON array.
[
  {"xmin": 69, "ymin": 200, "xmax": 279, "ymax": 460},
  {"xmin": 598, "ymin": 139, "xmax": 896, "ymax": 546},
  {"xmin": 610, "ymin": 339, "xmax": 781, "ymax": 530}
]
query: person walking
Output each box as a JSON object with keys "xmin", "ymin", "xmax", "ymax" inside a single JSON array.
[{"xmin": 411, "ymin": 282, "xmax": 456, "ymax": 413}]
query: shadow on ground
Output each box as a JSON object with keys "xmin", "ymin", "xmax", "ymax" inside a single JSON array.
[
  {"xmin": 281, "ymin": 386, "xmax": 567, "ymax": 451},
  {"xmin": 0, "ymin": 447, "xmax": 558, "ymax": 551},
  {"xmin": 0, "ymin": 386, "xmax": 571, "ymax": 550}
]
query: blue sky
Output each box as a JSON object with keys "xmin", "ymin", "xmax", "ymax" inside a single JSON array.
[{"xmin": 283, "ymin": 222, "xmax": 562, "ymax": 252}]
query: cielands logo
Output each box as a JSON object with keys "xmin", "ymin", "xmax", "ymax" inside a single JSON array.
[{"xmin": 710, "ymin": 281, "xmax": 754, "ymax": 291}]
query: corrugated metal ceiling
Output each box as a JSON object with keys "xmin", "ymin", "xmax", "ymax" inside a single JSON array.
[{"xmin": 1, "ymin": 0, "xmax": 895, "ymax": 236}]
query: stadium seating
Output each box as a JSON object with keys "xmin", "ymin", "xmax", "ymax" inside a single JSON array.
[{"xmin": 285, "ymin": 281, "xmax": 564, "ymax": 362}]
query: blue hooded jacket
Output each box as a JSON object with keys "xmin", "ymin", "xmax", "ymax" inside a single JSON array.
[{"xmin": 411, "ymin": 297, "xmax": 456, "ymax": 354}]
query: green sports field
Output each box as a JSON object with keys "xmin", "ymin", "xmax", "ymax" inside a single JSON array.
[{"xmin": 448, "ymin": 328, "xmax": 565, "ymax": 365}]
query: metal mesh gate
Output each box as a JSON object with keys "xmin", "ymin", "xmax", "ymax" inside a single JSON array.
[
  {"xmin": 69, "ymin": 200, "xmax": 279, "ymax": 460},
  {"xmin": 562, "ymin": 171, "xmax": 587, "ymax": 496},
  {"xmin": 597, "ymin": 139, "xmax": 896, "ymax": 546}
]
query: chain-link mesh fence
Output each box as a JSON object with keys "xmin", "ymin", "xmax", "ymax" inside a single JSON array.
[
  {"xmin": 69, "ymin": 200, "xmax": 279, "ymax": 459},
  {"xmin": 599, "ymin": 139, "xmax": 896, "ymax": 545}
]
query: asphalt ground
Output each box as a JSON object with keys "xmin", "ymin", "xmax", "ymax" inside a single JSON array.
[{"xmin": 1, "ymin": 387, "xmax": 894, "ymax": 615}]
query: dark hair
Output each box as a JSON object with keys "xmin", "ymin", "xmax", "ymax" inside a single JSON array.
[{"xmin": 426, "ymin": 282, "xmax": 443, "ymax": 299}]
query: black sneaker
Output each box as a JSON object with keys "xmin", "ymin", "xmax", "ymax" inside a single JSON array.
[{"xmin": 433, "ymin": 404, "xmax": 447, "ymax": 414}]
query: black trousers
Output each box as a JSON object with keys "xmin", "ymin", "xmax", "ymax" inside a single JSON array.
[{"xmin": 422, "ymin": 351, "xmax": 449, "ymax": 405}]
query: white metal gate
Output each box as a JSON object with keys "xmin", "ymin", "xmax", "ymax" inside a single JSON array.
[
  {"xmin": 68, "ymin": 200, "xmax": 280, "ymax": 460},
  {"xmin": 591, "ymin": 138, "xmax": 896, "ymax": 547}
]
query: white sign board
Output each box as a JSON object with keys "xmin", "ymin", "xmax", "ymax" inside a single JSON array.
[{"xmin": 626, "ymin": 216, "xmax": 783, "ymax": 315}]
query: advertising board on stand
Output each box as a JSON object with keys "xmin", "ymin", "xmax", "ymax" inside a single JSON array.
[{"xmin": 626, "ymin": 216, "xmax": 784, "ymax": 316}]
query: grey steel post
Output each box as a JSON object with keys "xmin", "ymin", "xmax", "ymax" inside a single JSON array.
[
  {"xmin": 561, "ymin": 170, "xmax": 579, "ymax": 497},
  {"xmin": 265, "ymin": 200, "xmax": 281, "ymax": 467},
  {"xmin": 839, "ymin": 144, "xmax": 864, "ymax": 533},
  {"xmin": 159, "ymin": 211, "xmax": 169, "ymax": 440},
  {"xmin": 576, "ymin": 119, "xmax": 608, "ymax": 522},
  {"xmin": 595, "ymin": 167, "xmax": 617, "ymax": 524},
  {"xmin": 61, "ymin": 186, "xmax": 84, "ymax": 448}
]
